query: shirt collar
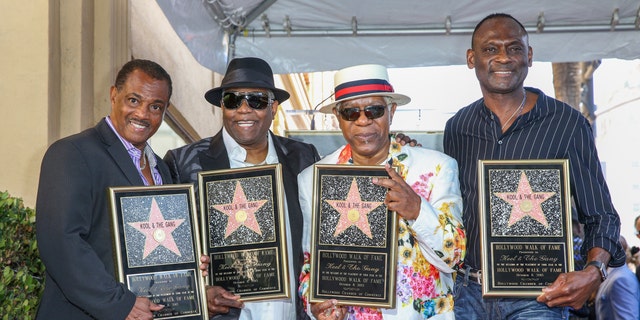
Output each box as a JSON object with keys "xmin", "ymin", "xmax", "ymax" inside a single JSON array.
[
  {"xmin": 222, "ymin": 127, "xmax": 278, "ymax": 167},
  {"xmin": 104, "ymin": 116, "xmax": 157, "ymax": 168},
  {"xmin": 477, "ymin": 87, "xmax": 542, "ymax": 124}
]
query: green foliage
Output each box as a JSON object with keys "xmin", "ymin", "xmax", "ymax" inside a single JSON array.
[{"xmin": 0, "ymin": 191, "xmax": 44, "ymax": 319}]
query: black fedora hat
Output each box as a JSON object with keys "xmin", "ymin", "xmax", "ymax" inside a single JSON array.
[{"xmin": 204, "ymin": 57, "xmax": 290, "ymax": 106}]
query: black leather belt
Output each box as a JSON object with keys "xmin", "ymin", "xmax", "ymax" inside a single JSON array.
[{"xmin": 457, "ymin": 267, "xmax": 482, "ymax": 284}]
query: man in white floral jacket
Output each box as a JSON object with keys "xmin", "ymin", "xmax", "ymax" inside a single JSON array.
[{"xmin": 297, "ymin": 64, "xmax": 466, "ymax": 320}]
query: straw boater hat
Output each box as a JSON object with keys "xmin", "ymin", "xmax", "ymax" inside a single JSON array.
[
  {"xmin": 204, "ymin": 57, "xmax": 290, "ymax": 106},
  {"xmin": 319, "ymin": 64, "xmax": 411, "ymax": 114}
]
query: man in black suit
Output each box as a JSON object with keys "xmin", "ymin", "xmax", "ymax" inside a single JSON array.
[
  {"xmin": 36, "ymin": 59, "xmax": 173, "ymax": 319},
  {"xmin": 164, "ymin": 57, "xmax": 319, "ymax": 320}
]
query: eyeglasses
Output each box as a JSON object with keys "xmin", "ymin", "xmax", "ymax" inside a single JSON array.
[
  {"xmin": 337, "ymin": 105, "xmax": 387, "ymax": 121},
  {"xmin": 222, "ymin": 91, "xmax": 274, "ymax": 110}
]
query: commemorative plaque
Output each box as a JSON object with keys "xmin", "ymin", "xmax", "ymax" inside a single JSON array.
[
  {"xmin": 198, "ymin": 164, "xmax": 289, "ymax": 301},
  {"xmin": 478, "ymin": 159, "xmax": 574, "ymax": 297},
  {"xmin": 109, "ymin": 184, "xmax": 207, "ymax": 319},
  {"xmin": 310, "ymin": 164, "xmax": 397, "ymax": 308}
]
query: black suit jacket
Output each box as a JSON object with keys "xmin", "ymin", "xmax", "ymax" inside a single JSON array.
[
  {"xmin": 163, "ymin": 130, "xmax": 320, "ymax": 320},
  {"xmin": 35, "ymin": 119, "xmax": 172, "ymax": 319}
]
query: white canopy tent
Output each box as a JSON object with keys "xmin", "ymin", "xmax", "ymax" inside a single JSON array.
[{"xmin": 156, "ymin": 0, "xmax": 640, "ymax": 74}]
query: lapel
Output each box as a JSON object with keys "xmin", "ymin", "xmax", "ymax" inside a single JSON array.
[
  {"xmin": 264, "ymin": 133, "xmax": 299, "ymax": 208},
  {"xmin": 271, "ymin": 134, "xmax": 305, "ymax": 275},
  {"xmin": 199, "ymin": 131, "xmax": 231, "ymax": 171},
  {"xmin": 96, "ymin": 119, "xmax": 144, "ymax": 185},
  {"xmin": 271, "ymin": 134, "xmax": 298, "ymax": 198}
]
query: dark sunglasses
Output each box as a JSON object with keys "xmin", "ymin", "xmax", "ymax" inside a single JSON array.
[
  {"xmin": 222, "ymin": 91, "xmax": 273, "ymax": 110},
  {"xmin": 338, "ymin": 105, "xmax": 387, "ymax": 121}
]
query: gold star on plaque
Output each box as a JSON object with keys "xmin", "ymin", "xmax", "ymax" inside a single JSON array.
[
  {"xmin": 494, "ymin": 171, "xmax": 555, "ymax": 228},
  {"xmin": 213, "ymin": 181, "xmax": 266, "ymax": 238},
  {"xmin": 128, "ymin": 198, "xmax": 185, "ymax": 259},
  {"xmin": 325, "ymin": 178, "xmax": 384, "ymax": 238}
]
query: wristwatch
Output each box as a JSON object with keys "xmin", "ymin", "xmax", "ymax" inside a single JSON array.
[{"xmin": 586, "ymin": 260, "xmax": 608, "ymax": 281}]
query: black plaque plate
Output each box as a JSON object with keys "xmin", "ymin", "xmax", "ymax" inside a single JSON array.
[
  {"xmin": 198, "ymin": 164, "xmax": 289, "ymax": 301},
  {"xmin": 310, "ymin": 164, "xmax": 397, "ymax": 308},
  {"xmin": 109, "ymin": 184, "xmax": 207, "ymax": 319},
  {"xmin": 478, "ymin": 159, "xmax": 574, "ymax": 297}
]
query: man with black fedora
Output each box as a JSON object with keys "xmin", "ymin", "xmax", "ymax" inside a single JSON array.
[{"xmin": 164, "ymin": 56, "xmax": 318, "ymax": 320}]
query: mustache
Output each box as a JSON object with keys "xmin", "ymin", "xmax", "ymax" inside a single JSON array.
[{"xmin": 128, "ymin": 117, "xmax": 150, "ymax": 127}]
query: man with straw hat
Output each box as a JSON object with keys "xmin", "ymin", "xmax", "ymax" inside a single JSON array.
[{"xmin": 297, "ymin": 64, "xmax": 466, "ymax": 320}]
